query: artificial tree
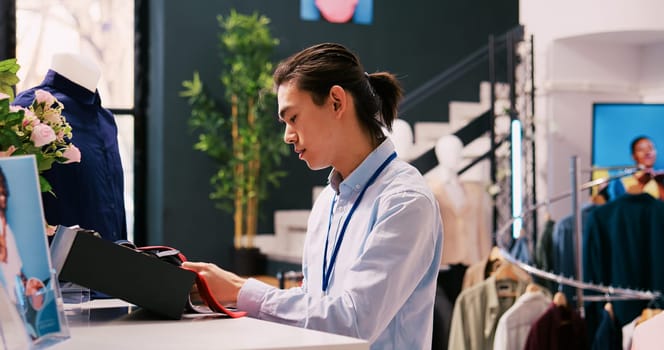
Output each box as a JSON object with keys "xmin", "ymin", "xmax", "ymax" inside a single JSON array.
[{"xmin": 181, "ymin": 11, "xmax": 287, "ymax": 256}]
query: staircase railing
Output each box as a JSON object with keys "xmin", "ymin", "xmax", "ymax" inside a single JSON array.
[
  {"xmin": 403, "ymin": 25, "xmax": 531, "ymax": 237},
  {"xmin": 407, "ymin": 25, "xmax": 523, "ymax": 174},
  {"xmin": 399, "ymin": 25, "xmax": 523, "ymax": 115}
]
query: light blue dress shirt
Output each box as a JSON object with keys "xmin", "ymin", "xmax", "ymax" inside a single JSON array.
[{"xmin": 238, "ymin": 139, "xmax": 443, "ymax": 349}]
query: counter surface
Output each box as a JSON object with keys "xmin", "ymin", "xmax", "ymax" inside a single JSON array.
[{"xmin": 49, "ymin": 299, "xmax": 369, "ymax": 350}]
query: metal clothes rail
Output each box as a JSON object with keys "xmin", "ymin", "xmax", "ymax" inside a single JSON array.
[{"xmin": 497, "ymin": 162, "xmax": 660, "ymax": 313}]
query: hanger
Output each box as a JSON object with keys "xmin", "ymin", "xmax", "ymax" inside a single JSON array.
[
  {"xmin": 494, "ymin": 262, "xmax": 519, "ymax": 282},
  {"xmin": 553, "ymin": 292, "xmax": 568, "ymax": 307},
  {"xmin": 552, "ymin": 277, "xmax": 567, "ymax": 307},
  {"xmin": 601, "ymin": 293, "xmax": 614, "ymax": 320},
  {"xmin": 636, "ymin": 308, "xmax": 662, "ymax": 326},
  {"xmin": 489, "ymin": 246, "xmax": 503, "ymax": 262},
  {"xmin": 604, "ymin": 301, "xmax": 614, "ymax": 321},
  {"xmin": 636, "ymin": 296, "xmax": 662, "ymax": 326},
  {"xmin": 494, "ymin": 260, "xmax": 531, "ymax": 283},
  {"xmin": 526, "ymin": 283, "xmax": 541, "ymax": 293},
  {"xmin": 590, "ymin": 193, "xmax": 607, "ymax": 205},
  {"xmin": 494, "ymin": 263, "xmax": 521, "ymax": 298},
  {"xmin": 544, "ymin": 197, "xmax": 552, "ymax": 223}
]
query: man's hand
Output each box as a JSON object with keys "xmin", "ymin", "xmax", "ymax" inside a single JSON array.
[
  {"xmin": 654, "ymin": 171, "xmax": 664, "ymax": 185},
  {"xmin": 25, "ymin": 277, "xmax": 45, "ymax": 310},
  {"xmin": 635, "ymin": 169, "xmax": 654, "ymax": 185},
  {"xmin": 182, "ymin": 262, "xmax": 247, "ymax": 305}
]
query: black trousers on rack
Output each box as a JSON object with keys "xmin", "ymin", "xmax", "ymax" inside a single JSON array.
[{"xmin": 432, "ymin": 264, "xmax": 467, "ymax": 350}]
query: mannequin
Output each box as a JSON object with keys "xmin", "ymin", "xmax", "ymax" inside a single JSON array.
[
  {"xmin": 12, "ymin": 53, "xmax": 127, "ymax": 242},
  {"xmin": 429, "ymin": 134, "xmax": 491, "ymax": 266},
  {"xmin": 50, "ymin": 53, "xmax": 101, "ymax": 93},
  {"xmin": 430, "ymin": 134, "xmax": 474, "ymax": 349},
  {"xmin": 434, "ymin": 135, "xmax": 465, "ymax": 207},
  {"xmin": 385, "ymin": 119, "xmax": 413, "ymax": 158}
]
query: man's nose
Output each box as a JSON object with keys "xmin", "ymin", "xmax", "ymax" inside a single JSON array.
[{"xmin": 284, "ymin": 124, "xmax": 296, "ymax": 144}]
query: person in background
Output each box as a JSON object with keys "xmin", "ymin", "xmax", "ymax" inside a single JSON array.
[
  {"xmin": 606, "ymin": 135, "xmax": 664, "ymax": 200},
  {"xmin": 0, "ymin": 165, "xmax": 46, "ymax": 322},
  {"xmin": 0, "ymin": 166, "xmax": 23, "ymax": 303},
  {"xmin": 12, "ymin": 53, "xmax": 127, "ymax": 241},
  {"xmin": 184, "ymin": 42, "xmax": 443, "ymax": 349}
]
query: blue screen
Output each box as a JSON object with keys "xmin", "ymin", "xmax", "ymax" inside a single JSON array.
[{"xmin": 592, "ymin": 103, "xmax": 664, "ymax": 170}]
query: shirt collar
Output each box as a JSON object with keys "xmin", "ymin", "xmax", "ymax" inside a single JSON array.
[
  {"xmin": 42, "ymin": 69, "xmax": 99, "ymax": 105},
  {"xmin": 484, "ymin": 275, "xmax": 528, "ymax": 338},
  {"xmin": 328, "ymin": 138, "xmax": 395, "ymax": 194}
]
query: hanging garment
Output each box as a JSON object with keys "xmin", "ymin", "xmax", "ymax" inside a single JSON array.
[
  {"xmin": 583, "ymin": 193, "xmax": 664, "ymax": 334},
  {"xmin": 630, "ymin": 310, "xmax": 664, "ymax": 350},
  {"xmin": 592, "ymin": 307, "xmax": 622, "ymax": 350},
  {"xmin": 534, "ymin": 218, "xmax": 556, "ymax": 293},
  {"xmin": 449, "ymin": 276, "xmax": 527, "ymax": 350},
  {"xmin": 622, "ymin": 316, "xmax": 638, "ymax": 350},
  {"xmin": 493, "ymin": 290, "xmax": 551, "ymax": 350},
  {"xmin": 13, "ymin": 70, "xmax": 127, "ymax": 242},
  {"xmin": 510, "ymin": 235, "xmax": 533, "ymax": 265},
  {"xmin": 552, "ymin": 204, "xmax": 596, "ymax": 302},
  {"xmin": 429, "ymin": 180, "xmax": 492, "ymax": 266},
  {"xmin": 523, "ymin": 303, "xmax": 588, "ymax": 350},
  {"xmin": 462, "ymin": 248, "xmax": 503, "ymax": 291},
  {"xmin": 462, "ymin": 258, "xmax": 490, "ymax": 290},
  {"xmin": 535, "ymin": 218, "xmax": 555, "ymax": 272},
  {"xmin": 432, "ymin": 281, "xmax": 453, "ymax": 350}
]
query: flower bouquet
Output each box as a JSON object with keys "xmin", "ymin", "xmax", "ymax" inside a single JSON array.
[{"xmin": 0, "ymin": 58, "xmax": 80, "ymax": 193}]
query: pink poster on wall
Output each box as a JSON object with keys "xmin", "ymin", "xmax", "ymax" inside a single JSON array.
[{"xmin": 301, "ymin": 0, "xmax": 373, "ymax": 25}]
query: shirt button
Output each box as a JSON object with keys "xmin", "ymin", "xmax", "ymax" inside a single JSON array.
[{"xmin": 354, "ymin": 184, "xmax": 361, "ymax": 190}]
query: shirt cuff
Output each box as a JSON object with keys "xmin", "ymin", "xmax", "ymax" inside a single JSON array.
[{"xmin": 237, "ymin": 277, "xmax": 271, "ymax": 317}]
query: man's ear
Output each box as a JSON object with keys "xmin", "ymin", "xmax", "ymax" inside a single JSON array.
[{"xmin": 329, "ymin": 85, "xmax": 346, "ymax": 115}]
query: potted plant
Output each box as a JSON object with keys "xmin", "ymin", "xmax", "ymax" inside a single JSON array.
[{"xmin": 180, "ymin": 11, "xmax": 287, "ymax": 275}]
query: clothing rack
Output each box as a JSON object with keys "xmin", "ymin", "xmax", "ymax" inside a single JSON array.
[
  {"xmin": 496, "ymin": 161, "xmax": 661, "ymax": 308},
  {"xmin": 571, "ymin": 156, "xmax": 583, "ymax": 313},
  {"xmin": 498, "ymin": 247, "xmax": 661, "ymax": 301},
  {"xmin": 494, "ymin": 163, "xmax": 638, "ymax": 247}
]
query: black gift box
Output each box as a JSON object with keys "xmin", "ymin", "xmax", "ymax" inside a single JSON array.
[{"xmin": 50, "ymin": 227, "xmax": 196, "ymax": 319}]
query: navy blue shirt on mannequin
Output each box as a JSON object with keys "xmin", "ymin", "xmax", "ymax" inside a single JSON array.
[{"xmin": 13, "ymin": 70, "xmax": 127, "ymax": 242}]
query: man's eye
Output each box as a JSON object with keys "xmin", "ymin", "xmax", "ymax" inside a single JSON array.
[{"xmin": 289, "ymin": 115, "xmax": 297, "ymax": 123}]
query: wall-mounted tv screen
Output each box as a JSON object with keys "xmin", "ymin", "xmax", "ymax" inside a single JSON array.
[{"xmin": 593, "ymin": 103, "xmax": 664, "ymax": 172}]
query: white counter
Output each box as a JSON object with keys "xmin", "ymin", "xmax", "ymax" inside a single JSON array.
[{"xmin": 49, "ymin": 299, "xmax": 369, "ymax": 350}]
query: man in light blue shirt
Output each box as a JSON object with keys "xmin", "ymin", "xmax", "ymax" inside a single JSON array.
[{"xmin": 185, "ymin": 42, "xmax": 443, "ymax": 349}]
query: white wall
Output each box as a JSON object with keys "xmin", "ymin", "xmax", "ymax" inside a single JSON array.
[
  {"xmin": 521, "ymin": 0, "xmax": 664, "ymax": 48},
  {"xmin": 641, "ymin": 43, "xmax": 664, "ymax": 101},
  {"xmin": 520, "ymin": 0, "xmax": 664, "ymax": 222}
]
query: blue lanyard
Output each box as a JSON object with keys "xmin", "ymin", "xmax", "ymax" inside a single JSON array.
[{"xmin": 322, "ymin": 152, "xmax": 397, "ymax": 292}]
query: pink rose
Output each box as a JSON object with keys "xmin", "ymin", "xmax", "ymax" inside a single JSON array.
[
  {"xmin": 42, "ymin": 109, "xmax": 62, "ymax": 125},
  {"xmin": 62, "ymin": 144, "xmax": 81, "ymax": 163},
  {"xmin": 21, "ymin": 109, "xmax": 39, "ymax": 127},
  {"xmin": 30, "ymin": 124, "xmax": 56, "ymax": 147},
  {"xmin": 34, "ymin": 89, "xmax": 56, "ymax": 106},
  {"xmin": 56, "ymin": 130, "xmax": 65, "ymax": 141}
]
